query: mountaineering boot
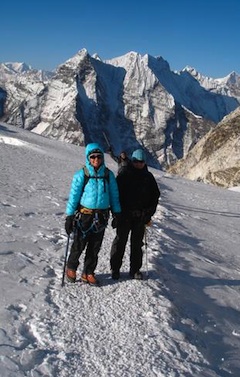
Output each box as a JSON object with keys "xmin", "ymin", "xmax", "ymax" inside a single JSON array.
[
  {"xmin": 129, "ymin": 271, "xmax": 143, "ymax": 280},
  {"xmin": 134, "ymin": 271, "xmax": 143, "ymax": 280},
  {"xmin": 81, "ymin": 273, "xmax": 99, "ymax": 285},
  {"xmin": 66, "ymin": 268, "xmax": 76, "ymax": 283},
  {"xmin": 111, "ymin": 270, "xmax": 120, "ymax": 280},
  {"xmin": 80, "ymin": 273, "xmax": 88, "ymax": 283},
  {"xmin": 87, "ymin": 274, "xmax": 99, "ymax": 285}
]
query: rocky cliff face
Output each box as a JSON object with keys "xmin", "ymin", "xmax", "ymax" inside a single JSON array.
[
  {"xmin": 0, "ymin": 49, "xmax": 240, "ymax": 170},
  {"xmin": 168, "ymin": 106, "xmax": 240, "ymax": 188}
]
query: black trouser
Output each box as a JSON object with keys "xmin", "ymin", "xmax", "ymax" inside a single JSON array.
[
  {"xmin": 67, "ymin": 213, "xmax": 106, "ymax": 274},
  {"xmin": 110, "ymin": 218, "xmax": 145, "ymax": 274}
]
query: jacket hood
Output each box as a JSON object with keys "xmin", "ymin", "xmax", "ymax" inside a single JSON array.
[
  {"xmin": 131, "ymin": 149, "xmax": 146, "ymax": 162},
  {"xmin": 85, "ymin": 143, "xmax": 105, "ymax": 167}
]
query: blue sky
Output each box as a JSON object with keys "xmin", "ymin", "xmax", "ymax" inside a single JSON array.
[{"xmin": 2, "ymin": 0, "xmax": 239, "ymax": 78}]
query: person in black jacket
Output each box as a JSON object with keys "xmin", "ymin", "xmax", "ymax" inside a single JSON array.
[{"xmin": 110, "ymin": 149, "xmax": 160, "ymax": 280}]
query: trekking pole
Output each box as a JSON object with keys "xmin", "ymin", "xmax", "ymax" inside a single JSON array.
[
  {"xmin": 61, "ymin": 234, "xmax": 70, "ymax": 287},
  {"xmin": 144, "ymin": 225, "xmax": 149, "ymax": 278}
]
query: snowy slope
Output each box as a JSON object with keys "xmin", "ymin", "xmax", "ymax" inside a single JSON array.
[{"xmin": 0, "ymin": 123, "xmax": 240, "ymax": 377}]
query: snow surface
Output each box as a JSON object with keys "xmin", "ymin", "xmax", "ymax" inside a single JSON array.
[{"xmin": 0, "ymin": 123, "xmax": 240, "ymax": 377}]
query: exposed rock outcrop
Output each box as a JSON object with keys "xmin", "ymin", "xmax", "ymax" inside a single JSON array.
[{"xmin": 168, "ymin": 107, "xmax": 240, "ymax": 188}]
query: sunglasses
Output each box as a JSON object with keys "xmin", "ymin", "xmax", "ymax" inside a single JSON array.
[
  {"xmin": 89, "ymin": 154, "xmax": 103, "ymax": 160},
  {"xmin": 132, "ymin": 159, "xmax": 144, "ymax": 163}
]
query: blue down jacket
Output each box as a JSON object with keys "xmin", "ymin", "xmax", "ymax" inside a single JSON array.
[{"xmin": 66, "ymin": 143, "xmax": 121, "ymax": 216}]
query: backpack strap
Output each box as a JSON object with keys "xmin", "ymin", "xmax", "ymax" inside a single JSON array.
[
  {"xmin": 83, "ymin": 166, "xmax": 90, "ymax": 189},
  {"xmin": 82, "ymin": 166, "xmax": 110, "ymax": 192},
  {"xmin": 103, "ymin": 167, "xmax": 110, "ymax": 192}
]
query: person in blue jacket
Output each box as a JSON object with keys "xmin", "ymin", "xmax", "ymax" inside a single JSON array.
[{"xmin": 65, "ymin": 143, "xmax": 121, "ymax": 285}]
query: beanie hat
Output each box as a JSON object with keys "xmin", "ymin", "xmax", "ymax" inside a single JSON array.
[
  {"xmin": 131, "ymin": 149, "xmax": 146, "ymax": 162},
  {"xmin": 89, "ymin": 148, "xmax": 102, "ymax": 156},
  {"xmin": 86, "ymin": 143, "xmax": 104, "ymax": 158}
]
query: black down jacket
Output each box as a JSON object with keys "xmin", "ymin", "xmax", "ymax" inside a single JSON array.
[{"xmin": 116, "ymin": 163, "xmax": 160, "ymax": 222}]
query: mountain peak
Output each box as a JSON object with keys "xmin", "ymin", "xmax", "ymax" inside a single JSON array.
[
  {"xmin": 4, "ymin": 62, "xmax": 32, "ymax": 74},
  {"xmin": 59, "ymin": 49, "xmax": 89, "ymax": 70}
]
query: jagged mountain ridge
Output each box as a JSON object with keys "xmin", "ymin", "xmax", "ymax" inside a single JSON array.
[
  {"xmin": 0, "ymin": 62, "xmax": 54, "ymax": 83},
  {"xmin": 0, "ymin": 49, "xmax": 239, "ymax": 169},
  {"xmin": 168, "ymin": 106, "xmax": 240, "ymax": 188}
]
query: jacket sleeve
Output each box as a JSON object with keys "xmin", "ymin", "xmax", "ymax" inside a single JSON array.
[
  {"xmin": 66, "ymin": 170, "xmax": 85, "ymax": 215},
  {"xmin": 108, "ymin": 171, "xmax": 121, "ymax": 213},
  {"xmin": 146, "ymin": 173, "xmax": 161, "ymax": 217}
]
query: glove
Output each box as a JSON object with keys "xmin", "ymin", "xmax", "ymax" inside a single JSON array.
[
  {"xmin": 143, "ymin": 216, "xmax": 152, "ymax": 225},
  {"xmin": 141, "ymin": 210, "xmax": 152, "ymax": 225},
  {"xmin": 145, "ymin": 219, "xmax": 152, "ymax": 226},
  {"xmin": 111, "ymin": 213, "xmax": 121, "ymax": 229},
  {"xmin": 65, "ymin": 215, "xmax": 75, "ymax": 235}
]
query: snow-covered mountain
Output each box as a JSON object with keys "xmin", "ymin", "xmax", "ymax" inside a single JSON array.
[
  {"xmin": 0, "ymin": 62, "xmax": 54, "ymax": 83},
  {"xmin": 183, "ymin": 67, "xmax": 240, "ymax": 100},
  {"xmin": 0, "ymin": 49, "xmax": 240, "ymax": 169},
  {"xmin": 168, "ymin": 106, "xmax": 240, "ymax": 188}
]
